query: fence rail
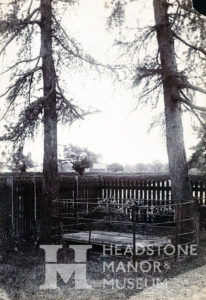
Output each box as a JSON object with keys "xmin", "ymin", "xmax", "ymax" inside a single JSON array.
[
  {"xmin": 0, "ymin": 173, "xmax": 205, "ymax": 243},
  {"xmin": 52, "ymin": 199, "xmax": 198, "ymax": 262}
]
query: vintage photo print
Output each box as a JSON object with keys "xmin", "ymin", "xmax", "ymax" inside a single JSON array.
[{"xmin": 0, "ymin": 0, "xmax": 205, "ymax": 299}]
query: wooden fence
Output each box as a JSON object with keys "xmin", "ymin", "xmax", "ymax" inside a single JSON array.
[
  {"xmin": 0, "ymin": 173, "xmax": 205, "ymax": 241},
  {"xmin": 58, "ymin": 173, "xmax": 206, "ymax": 205}
]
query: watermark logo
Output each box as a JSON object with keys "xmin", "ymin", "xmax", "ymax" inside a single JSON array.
[
  {"xmin": 39, "ymin": 243, "xmax": 198, "ymax": 291},
  {"xmin": 101, "ymin": 243, "xmax": 198, "ymax": 290},
  {"xmin": 40, "ymin": 245, "xmax": 92, "ymax": 290}
]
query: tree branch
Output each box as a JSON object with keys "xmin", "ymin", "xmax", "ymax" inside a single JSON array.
[
  {"xmin": 56, "ymin": 85, "xmax": 83, "ymax": 120},
  {"xmin": 173, "ymin": 31, "xmax": 206, "ymax": 56},
  {"xmin": 0, "ymin": 96, "xmax": 44, "ymax": 142},
  {"xmin": 52, "ymin": 13, "xmax": 81, "ymax": 55},
  {"xmin": 52, "ymin": 17, "xmax": 124, "ymax": 73},
  {"xmin": 138, "ymin": 81, "xmax": 162, "ymax": 101},
  {"xmin": 180, "ymin": 92, "xmax": 206, "ymax": 112},
  {"xmin": 190, "ymin": 108, "xmax": 206, "ymax": 129},
  {"xmin": 15, "ymin": 66, "xmax": 41, "ymax": 78},
  {"xmin": 0, "ymin": 87, "xmax": 55, "ymax": 143},
  {"xmin": 187, "ymin": 84, "xmax": 206, "ymax": 95},
  {"xmin": 28, "ymin": 57, "xmax": 41, "ymax": 103},
  {"xmin": 27, "ymin": 0, "xmax": 34, "ymax": 16},
  {"xmin": 0, "ymin": 66, "xmax": 42, "ymax": 120},
  {"xmin": 0, "ymin": 8, "xmax": 40, "ymax": 56},
  {"xmin": 53, "ymin": 34, "xmax": 120, "ymax": 71},
  {"xmin": 0, "ymin": 56, "xmax": 41, "ymax": 75}
]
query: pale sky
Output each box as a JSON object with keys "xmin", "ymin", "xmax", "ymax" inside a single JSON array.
[{"xmin": 1, "ymin": 0, "xmax": 200, "ymax": 166}]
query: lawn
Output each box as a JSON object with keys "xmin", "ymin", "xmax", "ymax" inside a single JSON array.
[{"xmin": 0, "ymin": 232, "xmax": 205, "ymax": 300}]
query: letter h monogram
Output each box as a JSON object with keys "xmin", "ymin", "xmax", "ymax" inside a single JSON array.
[{"xmin": 40, "ymin": 245, "xmax": 92, "ymax": 289}]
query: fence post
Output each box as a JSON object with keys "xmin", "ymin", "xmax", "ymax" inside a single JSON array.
[
  {"xmin": 175, "ymin": 203, "xmax": 180, "ymax": 261},
  {"xmin": 89, "ymin": 216, "xmax": 92, "ymax": 244},
  {"xmin": 58, "ymin": 199, "xmax": 61, "ymax": 244},
  {"xmin": 34, "ymin": 178, "xmax": 37, "ymax": 222},
  {"xmin": 11, "ymin": 177, "xmax": 14, "ymax": 230},
  {"xmin": 75, "ymin": 175, "xmax": 79, "ymax": 198}
]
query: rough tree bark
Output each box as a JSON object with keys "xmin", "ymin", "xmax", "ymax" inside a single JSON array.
[
  {"xmin": 153, "ymin": 0, "xmax": 192, "ymax": 201},
  {"xmin": 153, "ymin": 0, "xmax": 197, "ymax": 243},
  {"xmin": 40, "ymin": 0, "xmax": 58, "ymax": 243}
]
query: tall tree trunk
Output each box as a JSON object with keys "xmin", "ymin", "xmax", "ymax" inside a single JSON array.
[
  {"xmin": 153, "ymin": 0, "xmax": 196, "ymax": 243},
  {"xmin": 40, "ymin": 0, "xmax": 58, "ymax": 243},
  {"xmin": 153, "ymin": 0, "xmax": 191, "ymax": 201}
]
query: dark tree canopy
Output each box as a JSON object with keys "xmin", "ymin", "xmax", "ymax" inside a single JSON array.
[
  {"xmin": 63, "ymin": 145, "xmax": 99, "ymax": 175},
  {"xmin": 1, "ymin": 146, "xmax": 34, "ymax": 172},
  {"xmin": 192, "ymin": 0, "xmax": 206, "ymax": 16},
  {"xmin": 189, "ymin": 118, "xmax": 206, "ymax": 172}
]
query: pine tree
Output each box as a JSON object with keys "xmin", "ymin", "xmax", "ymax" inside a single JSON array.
[
  {"xmin": 107, "ymin": 0, "xmax": 206, "ymax": 242},
  {"xmin": 107, "ymin": 0, "xmax": 206, "ymax": 202},
  {"xmin": 0, "ymin": 0, "xmax": 102, "ymax": 242}
]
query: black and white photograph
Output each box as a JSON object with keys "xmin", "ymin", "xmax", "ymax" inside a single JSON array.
[{"xmin": 0, "ymin": 0, "xmax": 205, "ymax": 299}]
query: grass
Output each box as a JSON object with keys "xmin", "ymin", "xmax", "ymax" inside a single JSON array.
[{"xmin": 0, "ymin": 232, "xmax": 205, "ymax": 300}]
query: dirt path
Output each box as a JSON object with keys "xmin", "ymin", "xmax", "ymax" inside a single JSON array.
[{"xmin": 129, "ymin": 264, "xmax": 206, "ymax": 300}]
